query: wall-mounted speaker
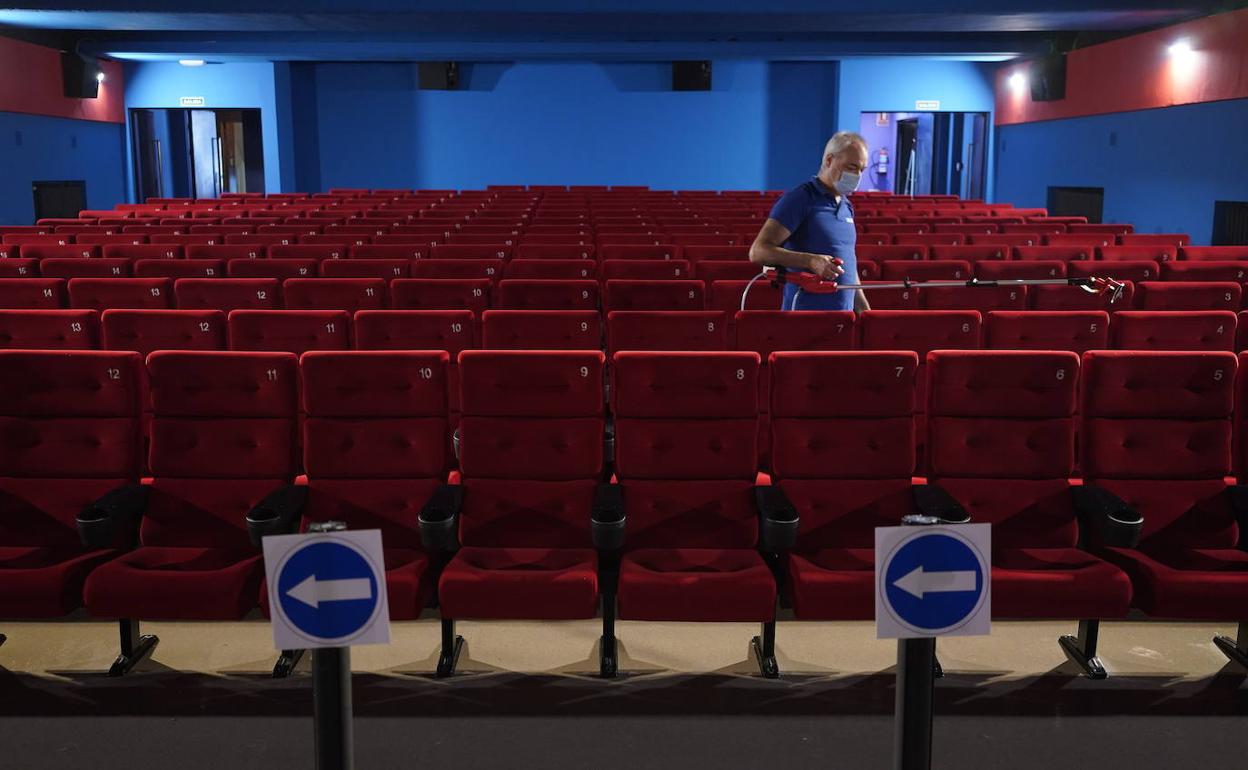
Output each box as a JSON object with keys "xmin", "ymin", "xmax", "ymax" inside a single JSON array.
[
  {"xmin": 673, "ymin": 60, "xmax": 712, "ymax": 91},
  {"xmin": 1029, "ymin": 54, "xmax": 1067, "ymax": 102},
  {"xmin": 419, "ymin": 61, "xmax": 460, "ymax": 90},
  {"xmin": 61, "ymin": 53, "xmax": 102, "ymax": 99}
]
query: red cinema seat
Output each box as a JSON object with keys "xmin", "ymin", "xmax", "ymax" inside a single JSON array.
[
  {"xmin": 495, "ymin": 279, "xmax": 599, "ymax": 311},
  {"xmin": 390, "ymin": 278, "xmax": 491, "ymax": 314},
  {"xmin": 923, "ymin": 285, "xmax": 1028, "ymax": 313},
  {"xmin": 226, "ymin": 258, "xmax": 317, "ymax": 280},
  {"xmin": 228, "ymin": 310, "xmax": 350, "ymax": 354},
  {"xmin": 505, "ymin": 259, "xmax": 596, "ymax": 280},
  {"xmin": 610, "ymin": 351, "xmax": 780, "ymax": 675},
  {"xmin": 426, "ymin": 350, "xmax": 605, "ymax": 676},
  {"xmin": 1030, "ymin": 282, "xmax": 1135, "ymax": 311},
  {"xmin": 974, "ymin": 260, "xmax": 1065, "ymax": 280},
  {"xmin": 411, "ymin": 259, "xmax": 504, "ymax": 282},
  {"xmin": 0, "ymin": 351, "xmax": 143, "ymax": 626},
  {"xmin": 101, "ymin": 309, "xmax": 227, "ymax": 355},
  {"xmin": 1160, "ymin": 262, "xmax": 1248, "ymax": 282},
  {"xmin": 292, "ymin": 351, "xmax": 449, "ymax": 627},
  {"xmin": 606, "ymin": 311, "xmax": 728, "ymax": 354},
  {"xmin": 772, "ymin": 351, "xmax": 918, "ymax": 622},
  {"xmin": 353, "ymin": 309, "xmax": 476, "ymax": 417},
  {"xmin": 1099, "ymin": 245, "xmax": 1176, "ymax": 263},
  {"xmin": 133, "ymin": 259, "xmax": 224, "ymax": 279},
  {"xmin": 0, "ymin": 278, "xmax": 66, "ymax": 309},
  {"xmin": 16, "ymin": 244, "xmax": 98, "ymax": 261},
  {"xmin": 1119, "ymin": 233, "xmax": 1191, "ymax": 248},
  {"xmin": 598, "ymin": 244, "xmax": 683, "ymax": 261},
  {"xmin": 604, "ymin": 279, "xmax": 704, "ymax": 312},
  {"xmin": 1016, "ymin": 245, "xmax": 1095, "ymax": 263},
  {"xmin": 881, "ymin": 260, "xmax": 971, "ymax": 281},
  {"xmin": 1068, "ymin": 260, "xmax": 1158, "ymax": 283},
  {"xmin": 693, "ymin": 260, "xmax": 760, "ymax": 286},
  {"xmin": 269, "ymin": 243, "xmax": 350, "ymax": 261},
  {"xmin": 1110, "ymin": 311, "xmax": 1236, "ymax": 352},
  {"xmin": 282, "ymin": 278, "xmax": 386, "ymax": 312},
  {"xmin": 174, "ymin": 278, "xmax": 281, "ymax": 312},
  {"xmin": 68, "ymin": 278, "xmax": 172, "ymax": 311},
  {"xmin": 985, "ymin": 311, "xmax": 1109, "ymax": 354},
  {"xmin": 40, "ymin": 258, "xmax": 131, "ymax": 279},
  {"xmin": 319, "ymin": 259, "xmax": 411, "ymax": 280},
  {"xmin": 187, "ymin": 244, "xmax": 268, "ymax": 261},
  {"xmin": 1081, "ymin": 350, "xmax": 1247, "ymax": 668},
  {"xmin": 103, "ymin": 244, "xmax": 183, "ymax": 261},
  {"xmin": 482, "ymin": 310, "xmax": 601, "ymax": 350},
  {"xmin": 0, "ymin": 258, "xmax": 39, "ymax": 278},
  {"xmin": 82, "ymin": 351, "xmax": 302, "ymax": 673},
  {"xmin": 1134, "ymin": 281, "xmax": 1241, "ymax": 311},
  {"xmin": 0, "ymin": 309, "xmax": 99, "ymax": 350},
  {"xmin": 1180, "ymin": 247, "xmax": 1248, "ymax": 262},
  {"xmin": 601, "ymin": 259, "xmax": 693, "ymax": 281},
  {"xmin": 430, "ymin": 244, "xmax": 512, "ymax": 261},
  {"xmin": 924, "ymin": 350, "xmax": 1132, "ymax": 677},
  {"xmin": 512, "ymin": 243, "xmax": 595, "ymax": 260}
]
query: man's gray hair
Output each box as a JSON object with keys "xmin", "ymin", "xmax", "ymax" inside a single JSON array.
[{"xmin": 823, "ymin": 131, "xmax": 868, "ymax": 161}]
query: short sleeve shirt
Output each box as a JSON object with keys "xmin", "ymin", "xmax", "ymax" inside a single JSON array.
[{"xmin": 767, "ymin": 176, "xmax": 858, "ymax": 311}]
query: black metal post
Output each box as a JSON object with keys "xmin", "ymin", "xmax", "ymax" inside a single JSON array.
[
  {"xmin": 894, "ymin": 637, "xmax": 935, "ymax": 770},
  {"xmin": 313, "ymin": 646, "xmax": 352, "ymax": 770}
]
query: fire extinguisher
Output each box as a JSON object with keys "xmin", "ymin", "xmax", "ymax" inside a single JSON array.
[{"xmin": 876, "ymin": 148, "xmax": 889, "ymax": 176}]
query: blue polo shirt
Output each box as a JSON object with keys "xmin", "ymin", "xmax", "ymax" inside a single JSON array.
[{"xmin": 767, "ymin": 176, "xmax": 859, "ymax": 311}]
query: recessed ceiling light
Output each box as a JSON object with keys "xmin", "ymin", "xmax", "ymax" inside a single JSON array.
[
  {"xmin": 1008, "ymin": 71, "xmax": 1026, "ymax": 91},
  {"xmin": 179, "ymin": 59, "xmax": 206, "ymax": 67}
]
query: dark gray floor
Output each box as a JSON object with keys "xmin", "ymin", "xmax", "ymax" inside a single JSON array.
[{"xmin": 1, "ymin": 668, "xmax": 1245, "ymax": 769}]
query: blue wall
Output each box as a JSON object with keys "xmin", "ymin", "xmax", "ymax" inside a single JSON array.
[
  {"xmin": 995, "ymin": 98, "xmax": 1248, "ymax": 245},
  {"xmin": 0, "ymin": 111, "xmax": 127, "ymax": 224},
  {"xmin": 837, "ymin": 59, "xmax": 996, "ymax": 200},
  {"xmin": 124, "ymin": 61, "xmax": 286, "ymax": 195}
]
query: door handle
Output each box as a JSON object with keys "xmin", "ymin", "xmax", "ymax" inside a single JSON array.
[{"xmin": 153, "ymin": 139, "xmax": 164, "ymax": 198}]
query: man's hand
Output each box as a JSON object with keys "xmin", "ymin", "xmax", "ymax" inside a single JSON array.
[{"xmin": 807, "ymin": 253, "xmax": 845, "ymax": 280}]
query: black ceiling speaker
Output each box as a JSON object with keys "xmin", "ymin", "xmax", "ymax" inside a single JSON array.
[
  {"xmin": 1029, "ymin": 54, "xmax": 1067, "ymax": 102},
  {"xmin": 673, "ymin": 60, "xmax": 712, "ymax": 91},
  {"xmin": 419, "ymin": 61, "xmax": 460, "ymax": 90},
  {"xmin": 61, "ymin": 52, "xmax": 102, "ymax": 99}
]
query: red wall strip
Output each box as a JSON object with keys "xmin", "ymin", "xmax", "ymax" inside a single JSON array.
[
  {"xmin": 996, "ymin": 8, "xmax": 1248, "ymax": 125},
  {"xmin": 0, "ymin": 36, "xmax": 124, "ymax": 124}
]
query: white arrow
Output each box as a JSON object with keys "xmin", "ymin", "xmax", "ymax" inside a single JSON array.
[
  {"xmin": 892, "ymin": 566, "xmax": 977, "ymax": 600},
  {"xmin": 286, "ymin": 575, "xmax": 373, "ymax": 610}
]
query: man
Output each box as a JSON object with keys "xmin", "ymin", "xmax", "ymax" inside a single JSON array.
[{"xmin": 749, "ymin": 131, "xmax": 870, "ymax": 313}]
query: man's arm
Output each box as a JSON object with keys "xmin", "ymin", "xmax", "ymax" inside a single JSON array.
[
  {"xmin": 854, "ymin": 288, "xmax": 871, "ymax": 313},
  {"xmin": 749, "ymin": 219, "xmax": 844, "ymax": 280}
]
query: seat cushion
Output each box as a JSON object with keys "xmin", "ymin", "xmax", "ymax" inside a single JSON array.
[
  {"xmin": 617, "ymin": 548, "xmax": 775, "ymax": 622},
  {"xmin": 788, "ymin": 548, "xmax": 875, "ymax": 620},
  {"xmin": 438, "ymin": 546, "xmax": 598, "ymax": 620},
  {"xmin": 0, "ymin": 546, "xmax": 117, "ymax": 617},
  {"xmin": 1099, "ymin": 546, "xmax": 1248, "ymax": 620},
  {"xmin": 992, "ymin": 548, "xmax": 1133, "ymax": 619},
  {"xmin": 260, "ymin": 547, "xmax": 432, "ymax": 621},
  {"xmin": 83, "ymin": 547, "xmax": 263, "ymax": 620}
]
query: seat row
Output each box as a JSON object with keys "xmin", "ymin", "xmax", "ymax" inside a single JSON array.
[
  {"xmin": 2, "ymin": 348, "xmax": 1245, "ymax": 680},
  {"xmin": 3, "ymin": 307, "xmax": 1248, "ymax": 356}
]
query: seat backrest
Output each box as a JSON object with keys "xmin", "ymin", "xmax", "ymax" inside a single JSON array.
[
  {"xmin": 300, "ymin": 350, "xmax": 449, "ymax": 546},
  {"xmin": 144, "ymin": 351, "xmax": 300, "ymax": 548},
  {"xmin": 0, "ymin": 349, "xmax": 143, "ymax": 547},
  {"xmin": 606, "ymin": 310, "xmax": 728, "ymax": 354},
  {"xmin": 282, "ymin": 278, "xmax": 386, "ymax": 312},
  {"xmin": 504, "ymin": 259, "xmax": 596, "ymax": 280},
  {"xmin": 1160, "ymin": 261, "xmax": 1248, "ymax": 283},
  {"xmin": 603, "ymin": 279, "xmax": 704, "ymax": 312},
  {"xmin": 734, "ymin": 311, "xmax": 855, "ymax": 357},
  {"xmin": 926, "ymin": 350, "xmax": 1080, "ymax": 548},
  {"xmin": 880, "ymin": 260, "xmax": 971, "ymax": 281},
  {"xmin": 1081, "ymin": 350, "xmax": 1237, "ymax": 550},
  {"xmin": 228, "ymin": 309, "xmax": 350, "ymax": 353},
  {"xmin": 67, "ymin": 277, "xmax": 172, "ymax": 310},
  {"xmin": 133, "ymin": 258, "xmax": 224, "ymax": 279},
  {"xmin": 0, "ymin": 309, "xmax": 100, "ymax": 349},
  {"xmin": 1134, "ymin": 281, "xmax": 1241, "ymax": 312},
  {"xmin": 923, "ymin": 284, "xmax": 1028, "ymax": 313},
  {"xmin": 857, "ymin": 310, "xmax": 980, "ymax": 355},
  {"xmin": 456, "ymin": 350, "xmax": 606, "ymax": 548},
  {"xmin": 174, "ymin": 277, "xmax": 281, "ymax": 311},
  {"xmin": 0, "ymin": 278, "xmax": 66, "ymax": 309},
  {"xmin": 353, "ymin": 309, "xmax": 476, "ymax": 353},
  {"xmin": 1029, "ymin": 282, "xmax": 1135, "ymax": 311},
  {"xmin": 102, "ymin": 309, "xmax": 227, "ymax": 355},
  {"xmin": 1110, "ymin": 310, "xmax": 1236, "ymax": 351},
  {"xmin": 226, "ymin": 257, "xmax": 317, "ymax": 279},
  {"xmin": 611, "ymin": 351, "xmax": 761, "ymax": 549},
  {"xmin": 389, "ymin": 278, "xmax": 491, "ymax": 313},
  {"xmin": 985, "ymin": 310, "xmax": 1109, "ymax": 353},
  {"xmin": 1180, "ymin": 246, "xmax": 1248, "ymax": 262},
  {"xmin": 482, "ymin": 310, "xmax": 602, "ymax": 350},
  {"xmin": 41, "ymin": 258, "xmax": 131, "ymax": 279},
  {"xmin": 769, "ymin": 351, "xmax": 917, "ymax": 549},
  {"xmin": 318, "ymin": 258, "xmax": 411, "ymax": 280},
  {"xmin": 495, "ymin": 279, "xmax": 599, "ymax": 311}
]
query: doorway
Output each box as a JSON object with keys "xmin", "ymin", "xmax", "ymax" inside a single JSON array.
[
  {"xmin": 858, "ymin": 111, "xmax": 989, "ymax": 199},
  {"xmin": 131, "ymin": 108, "xmax": 265, "ymax": 201}
]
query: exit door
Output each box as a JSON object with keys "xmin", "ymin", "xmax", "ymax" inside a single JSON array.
[{"xmin": 131, "ymin": 108, "xmax": 265, "ymax": 201}]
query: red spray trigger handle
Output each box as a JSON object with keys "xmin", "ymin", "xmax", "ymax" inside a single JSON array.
[{"xmin": 763, "ymin": 260, "xmax": 843, "ymax": 294}]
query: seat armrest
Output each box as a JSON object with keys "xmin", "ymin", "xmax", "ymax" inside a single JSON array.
[
  {"xmin": 1071, "ymin": 484, "xmax": 1143, "ymax": 549},
  {"xmin": 1228, "ymin": 485, "xmax": 1248, "ymax": 552},
  {"xmin": 245, "ymin": 484, "xmax": 308, "ymax": 547},
  {"xmin": 419, "ymin": 484, "xmax": 462, "ymax": 552},
  {"xmin": 913, "ymin": 484, "xmax": 971, "ymax": 525},
  {"xmin": 592, "ymin": 482, "xmax": 626, "ymax": 551},
  {"xmin": 755, "ymin": 485, "xmax": 799, "ymax": 552},
  {"xmin": 77, "ymin": 484, "xmax": 148, "ymax": 549}
]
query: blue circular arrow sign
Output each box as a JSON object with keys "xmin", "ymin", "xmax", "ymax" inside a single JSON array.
[
  {"xmin": 881, "ymin": 531, "xmax": 987, "ymax": 635},
  {"xmin": 275, "ymin": 541, "xmax": 383, "ymax": 644}
]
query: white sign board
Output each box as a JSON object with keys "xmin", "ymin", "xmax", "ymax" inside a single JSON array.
[
  {"xmin": 263, "ymin": 529, "xmax": 391, "ymax": 650},
  {"xmin": 876, "ymin": 523, "xmax": 991, "ymax": 639},
  {"xmin": 179, "ymin": 96, "xmax": 206, "ymax": 107},
  {"xmin": 914, "ymin": 100, "xmax": 941, "ymax": 111}
]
